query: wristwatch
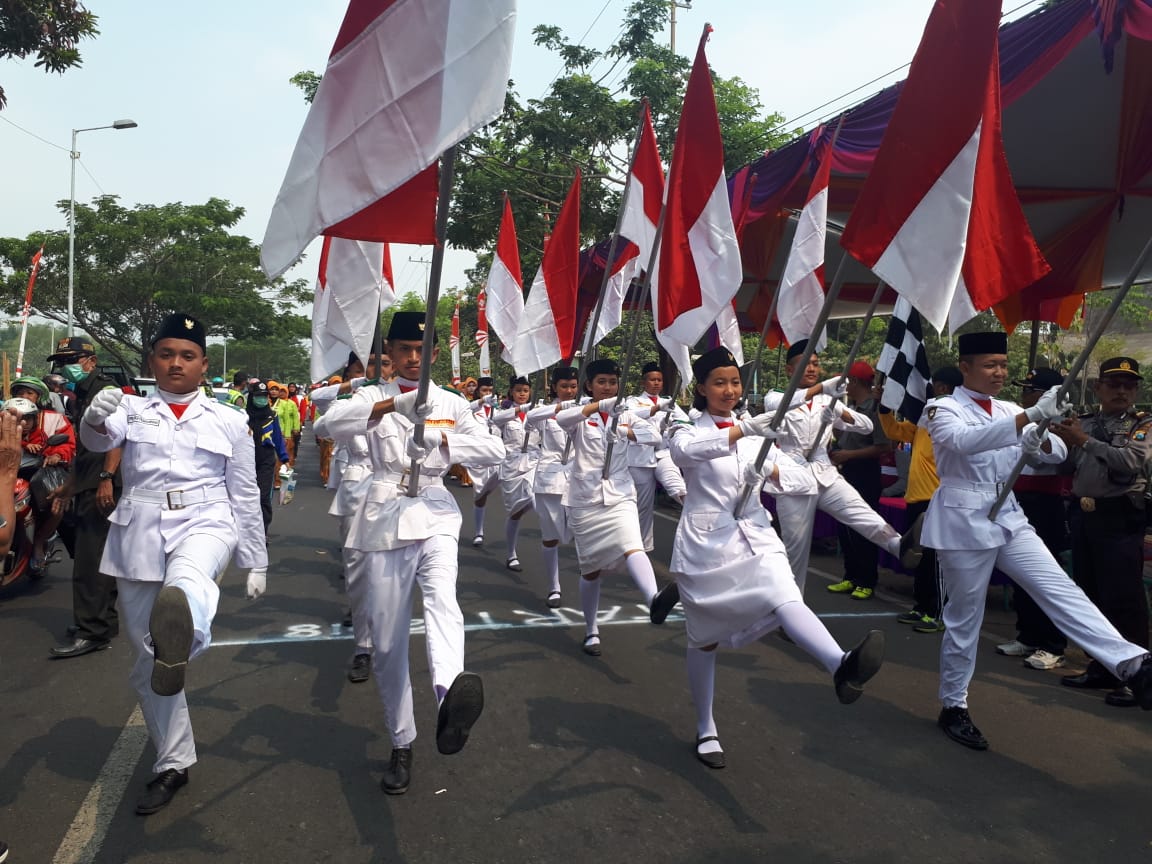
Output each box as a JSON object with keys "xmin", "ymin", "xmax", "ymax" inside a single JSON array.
[{"xmin": 98, "ymin": 471, "xmax": 115, "ymax": 480}]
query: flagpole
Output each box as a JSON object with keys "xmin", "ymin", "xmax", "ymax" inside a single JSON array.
[
  {"xmin": 406, "ymin": 146, "xmax": 458, "ymax": 497},
  {"xmin": 988, "ymin": 230, "xmax": 1152, "ymax": 519},
  {"xmin": 731, "ymin": 253, "xmax": 850, "ymax": 516},
  {"xmin": 745, "ymin": 281, "xmax": 783, "ymax": 409},
  {"xmin": 15, "ymin": 245, "xmax": 44, "ymax": 377},
  {"xmin": 803, "ymin": 279, "xmax": 886, "ymax": 459},
  {"xmin": 1027, "ymin": 317, "xmax": 1041, "ymax": 370}
]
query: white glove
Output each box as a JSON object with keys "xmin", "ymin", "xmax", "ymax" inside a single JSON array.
[
  {"xmin": 557, "ymin": 400, "xmax": 578, "ymax": 410},
  {"xmin": 405, "ymin": 429, "xmax": 444, "ymax": 461},
  {"xmin": 482, "ymin": 393, "xmax": 497, "ymax": 406},
  {"xmin": 821, "ymin": 377, "xmax": 847, "ymax": 398},
  {"xmin": 349, "ymin": 376, "xmax": 369, "ymax": 390},
  {"xmin": 1024, "ymin": 385, "xmax": 1070, "ymax": 423},
  {"xmin": 392, "ymin": 390, "xmax": 432, "ymax": 421},
  {"xmin": 1020, "ymin": 424, "xmax": 1047, "ymax": 457},
  {"xmin": 614, "ymin": 422, "xmax": 633, "ymax": 443},
  {"xmin": 737, "ymin": 412, "xmax": 780, "ymax": 439},
  {"xmin": 246, "ymin": 567, "xmax": 267, "ymax": 600},
  {"xmin": 597, "ymin": 398, "xmax": 626, "ymax": 416},
  {"xmin": 742, "ymin": 460, "xmax": 769, "ymax": 489},
  {"xmin": 83, "ymin": 388, "xmax": 125, "ymax": 427},
  {"xmin": 820, "ymin": 404, "xmax": 838, "ymax": 425}
]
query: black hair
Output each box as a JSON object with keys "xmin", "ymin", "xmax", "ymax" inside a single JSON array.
[{"xmin": 932, "ymin": 366, "xmax": 963, "ymax": 391}]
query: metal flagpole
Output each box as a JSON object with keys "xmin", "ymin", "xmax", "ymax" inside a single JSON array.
[
  {"xmin": 1027, "ymin": 317, "xmax": 1041, "ymax": 370},
  {"xmin": 803, "ymin": 279, "xmax": 886, "ymax": 459},
  {"xmin": 988, "ymin": 231, "xmax": 1152, "ymax": 519},
  {"xmin": 406, "ymin": 146, "xmax": 459, "ymax": 497},
  {"xmin": 745, "ymin": 282, "xmax": 783, "ymax": 410}
]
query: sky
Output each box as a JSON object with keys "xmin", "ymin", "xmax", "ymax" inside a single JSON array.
[{"xmin": 1, "ymin": 0, "xmax": 1047, "ymax": 313}]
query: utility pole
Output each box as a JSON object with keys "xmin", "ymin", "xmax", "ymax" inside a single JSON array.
[
  {"xmin": 409, "ymin": 255, "xmax": 432, "ymax": 295},
  {"xmin": 669, "ymin": 0, "xmax": 692, "ymax": 54}
]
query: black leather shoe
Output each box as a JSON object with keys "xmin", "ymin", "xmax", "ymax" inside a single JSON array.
[
  {"xmin": 695, "ymin": 736, "xmax": 725, "ymax": 769},
  {"xmin": 649, "ymin": 582, "xmax": 680, "ymax": 625},
  {"xmin": 347, "ymin": 653, "xmax": 372, "ymax": 684},
  {"xmin": 436, "ymin": 672, "xmax": 484, "ymax": 755},
  {"xmin": 50, "ymin": 637, "xmax": 110, "ymax": 659},
  {"xmin": 1061, "ymin": 660, "xmax": 1121, "ymax": 690},
  {"xmin": 150, "ymin": 586, "xmax": 193, "ymax": 697},
  {"xmin": 1104, "ymin": 685, "xmax": 1137, "ymax": 708},
  {"xmin": 135, "ymin": 768, "xmax": 189, "ymax": 815},
  {"xmin": 938, "ymin": 706, "xmax": 988, "ymax": 750},
  {"xmin": 380, "ymin": 748, "xmax": 412, "ymax": 795},
  {"xmin": 1126, "ymin": 655, "xmax": 1152, "ymax": 710},
  {"xmin": 834, "ymin": 630, "xmax": 885, "ymax": 704}
]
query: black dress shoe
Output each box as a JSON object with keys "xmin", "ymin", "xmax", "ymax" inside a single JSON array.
[
  {"xmin": 1126, "ymin": 655, "xmax": 1152, "ymax": 710},
  {"xmin": 695, "ymin": 736, "xmax": 725, "ymax": 769},
  {"xmin": 938, "ymin": 706, "xmax": 988, "ymax": 750},
  {"xmin": 150, "ymin": 586, "xmax": 194, "ymax": 697},
  {"xmin": 381, "ymin": 748, "xmax": 412, "ymax": 795},
  {"xmin": 1061, "ymin": 660, "xmax": 1121, "ymax": 690},
  {"xmin": 649, "ymin": 582, "xmax": 680, "ymax": 625},
  {"xmin": 834, "ymin": 630, "xmax": 885, "ymax": 705},
  {"xmin": 347, "ymin": 653, "xmax": 372, "ymax": 684},
  {"xmin": 135, "ymin": 768, "xmax": 189, "ymax": 815},
  {"xmin": 50, "ymin": 637, "xmax": 110, "ymax": 659},
  {"xmin": 1104, "ymin": 686, "xmax": 1137, "ymax": 708},
  {"xmin": 436, "ymin": 672, "xmax": 484, "ymax": 755}
]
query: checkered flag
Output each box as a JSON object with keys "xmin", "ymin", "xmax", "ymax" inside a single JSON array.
[{"xmin": 877, "ymin": 297, "xmax": 932, "ymax": 422}]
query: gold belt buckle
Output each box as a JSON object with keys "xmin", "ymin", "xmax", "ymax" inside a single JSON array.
[
  {"xmin": 1080, "ymin": 496, "xmax": 1096, "ymax": 513},
  {"xmin": 166, "ymin": 490, "xmax": 186, "ymax": 510}
]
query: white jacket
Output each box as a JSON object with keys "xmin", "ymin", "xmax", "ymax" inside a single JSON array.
[
  {"xmin": 555, "ymin": 405, "xmax": 658, "ymax": 507},
  {"xmin": 762, "ymin": 390, "xmax": 872, "ymax": 489}
]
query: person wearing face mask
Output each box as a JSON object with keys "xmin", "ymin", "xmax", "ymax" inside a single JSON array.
[
  {"xmin": 245, "ymin": 381, "xmax": 290, "ymax": 534},
  {"xmin": 45, "ymin": 337, "xmax": 124, "ymax": 660}
]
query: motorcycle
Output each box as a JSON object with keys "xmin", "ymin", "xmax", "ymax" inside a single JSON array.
[{"xmin": 2, "ymin": 432, "xmax": 70, "ymax": 590}]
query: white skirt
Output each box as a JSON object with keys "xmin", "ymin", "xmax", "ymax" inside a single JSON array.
[
  {"xmin": 569, "ymin": 499, "xmax": 644, "ymax": 575},
  {"xmin": 535, "ymin": 492, "xmax": 572, "ymax": 544},
  {"xmin": 470, "ymin": 465, "xmax": 499, "ymax": 500},
  {"xmin": 501, "ymin": 473, "xmax": 535, "ymax": 515}
]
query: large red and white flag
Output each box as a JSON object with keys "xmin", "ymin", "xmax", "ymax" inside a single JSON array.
[
  {"xmin": 653, "ymin": 28, "xmax": 745, "ymax": 384},
  {"xmin": 586, "ymin": 242, "xmax": 639, "ymax": 352},
  {"xmin": 777, "ymin": 134, "xmax": 832, "ymax": 351},
  {"xmin": 310, "ymin": 237, "xmax": 394, "ymax": 381},
  {"xmin": 450, "ymin": 300, "xmax": 462, "ymax": 384},
  {"xmin": 261, "ymin": 0, "xmax": 517, "ymax": 279},
  {"xmin": 839, "ymin": 0, "xmax": 1048, "ymax": 332},
  {"xmin": 485, "ymin": 196, "xmax": 524, "ymax": 365},
  {"xmin": 475, "ymin": 290, "xmax": 491, "ymax": 376},
  {"xmin": 514, "ymin": 170, "xmax": 581, "ymax": 374}
]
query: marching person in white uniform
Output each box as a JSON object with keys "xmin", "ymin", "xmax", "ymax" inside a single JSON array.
[
  {"xmin": 925, "ymin": 331, "xmax": 1152, "ymax": 750},
  {"xmin": 490, "ymin": 375, "xmax": 540, "ymax": 572},
  {"xmin": 627, "ymin": 361, "xmax": 688, "ymax": 551},
  {"xmin": 763, "ymin": 340, "xmax": 911, "ymax": 594},
  {"xmin": 525, "ymin": 366, "xmax": 579, "ymax": 608},
  {"xmin": 466, "ymin": 376, "xmax": 501, "ymax": 548},
  {"xmin": 79, "ymin": 312, "xmax": 267, "ymax": 815},
  {"xmin": 317, "ymin": 312, "xmax": 503, "ymax": 795},
  {"xmin": 553, "ymin": 358, "xmax": 679, "ymax": 657},
  {"xmin": 665, "ymin": 347, "xmax": 886, "ymax": 769}
]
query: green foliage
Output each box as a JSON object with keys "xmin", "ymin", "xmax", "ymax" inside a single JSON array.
[
  {"xmin": 289, "ymin": 70, "xmax": 321, "ymax": 104},
  {"xmin": 0, "ymin": 196, "xmax": 311, "ymax": 375},
  {"xmin": 0, "ymin": 0, "xmax": 99, "ymax": 108}
]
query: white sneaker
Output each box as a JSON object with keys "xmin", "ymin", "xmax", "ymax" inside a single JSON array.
[
  {"xmin": 995, "ymin": 640, "xmax": 1037, "ymax": 657},
  {"xmin": 1023, "ymin": 649, "xmax": 1066, "ymax": 670}
]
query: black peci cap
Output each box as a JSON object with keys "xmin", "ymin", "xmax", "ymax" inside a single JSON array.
[
  {"xmin": 957, "ymin": 331, "xmax": 1007, "ymax": 356},
  {"xmin": 151, "ymin": 313, "xmax": 207, "ymax": 352},
  {"xmin": 785, "ymin": 339, "xmax": 810, "ymax": 362},
  {"xmin": 640, "ymin": 362, "xmax": 661, "ymax": 376},
  {"xmin": 387, "ymin": 310, "xmax": 438, "ymax": 344},
  {"xmin": 692, "ymin": 346, "xmax": 739, "ymax": 383},
  {"xmin": 551, "ymin": 366, "xmax": 578, "ymax": 383},
  {"xmin": 585, "ymin": 358, "xmax": 621, "ymax": 379}
]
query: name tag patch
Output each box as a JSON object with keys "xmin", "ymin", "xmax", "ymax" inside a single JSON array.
[{"xmin": 127, "ymin": 415, "xmax": 160, "ymax": 426}]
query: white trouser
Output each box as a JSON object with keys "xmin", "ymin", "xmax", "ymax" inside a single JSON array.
[
  {"xmin": 118, "ymin": 533, "xmax": 231, "ymax": 773},
  {"xmin": 347, "ymin": 534, "xmax": 465, "ymax": 748},
  {"xmin": 629, "ymin": 467, "xmax": 658, "ymax": 552},
  {"xmin": 775, "ymin": 475, "xmax": 900, "ymax": 593},
  {"xmin": 936, "ymin": 526, "xmax": 1147, "ymax": 708},
  {"xmin": 340, "ymin": 516, "xmax": 373, "ymax": 653}
]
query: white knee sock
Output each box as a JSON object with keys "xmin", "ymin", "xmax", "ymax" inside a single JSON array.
[
  {"xmin": 505, "ymin": 518, "xmax": 521, "ymax": 561},
  {"xmin": 625, "ymin": 552, "xmax": 658, "ymax": 604},
  {"xmin": 542, "ymin": 545, "xmax": 560, "ymax": 594},
  {"xmin": 687, "ymin": 646, "xmax": 720, "ymax": 752},
  {"xmin": 473, "ymin": 505, "xmax": 485, "ymax": 537},
  {"xmin": 580, "ymin": 577, "xmax": 601, "ymax": 636},
  {"xmin": 775, "ymin": 601, "xmax": 846, "ymax": 674}
]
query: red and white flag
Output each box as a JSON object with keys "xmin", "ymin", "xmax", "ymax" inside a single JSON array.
[
  {"xmin": 15, "ymin": 244, "xmax": 44, "ymax": 376},
  {"xmin": 475, "ymin": 290, "xmax": 491, "ymax": 376},
  {"xmin": 485, "ymin": 196, "xmax": 524, "ymax": 365},
  {"xmin": 777, "ymin": 134, "xmax": 832, "ymax": 351},
  {"xmin": 587, "ymin": 241, "xmax": 639, "ymax": 351},
  {"xmin": 261, "ymin": 0, "xmax": 517, "ymax": 279},
  {"xmin": 310, "ymin": 237, "xmax": 394, "ymax": 381},
  {"xmin": 514, "ymin": 170, "xmax": 581, "ymax": 374},
  {"xmin": 450, "ymin": 300, "xmax": 462, "ymax": 384},
  {"xmin": 839, "ymin": 0, "xmax": 1048, "ymax": 332},
  {"xmin": 653, "ymin": 28, "xmax": 745, "ymax": 384}
]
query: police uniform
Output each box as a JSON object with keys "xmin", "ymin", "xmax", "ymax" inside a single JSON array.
[
  {"xmin": 79, "ymin": 313, "xmax": 267, "ymax": 808},
  {"xmin": 925, "ymin": 333, "xmax": 1151, "ymax": 748},
  {"xmin": 626, "ymin": 369, "xmax": 688, "ymax": 552}
]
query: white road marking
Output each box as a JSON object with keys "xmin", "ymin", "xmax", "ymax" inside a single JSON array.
[{"xmin": 52, "ymin": 706, "xmax": 149, "ymax": 864}]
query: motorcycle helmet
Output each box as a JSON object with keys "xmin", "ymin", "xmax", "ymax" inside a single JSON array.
[
  {"xmin": 10, "ymin": 376, "xmax": 49, "ymax": 407},
  {"xmin": 212, "ymin": 376, "xmax": 225, "ymax": 386},
  {"xmin": 5, "ymin": 396, "xmax": 40, "ymax": 418}
]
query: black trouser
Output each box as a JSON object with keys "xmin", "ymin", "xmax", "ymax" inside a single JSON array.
[
  {"xmin": 837, "ymin": 458, "xmax": 882, "ymax": 589},
  {"xmin": 1012, "ymin": 491, "xmax": 1069, "ymax": 654},
  {"xmin": 255, "ymin": 445, "xmax": 276, "ymax": 533},
  {"xmin": 904, "ymin": 498, "xmax": 941, "ymax": 618},
  {"xmin": 68, "ymin": 490, "xmax": 118, "ymax": 643},
  {"xmin": 1071, "ymin": 497, "xmax": 1149, "ymax": 650}
]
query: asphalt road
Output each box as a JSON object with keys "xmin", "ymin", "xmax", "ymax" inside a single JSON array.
[{"xmin": 2, "ymin": 440, "xmax": 1150, "ymax": 864}]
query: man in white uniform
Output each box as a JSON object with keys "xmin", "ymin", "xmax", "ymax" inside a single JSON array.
[
  {"xmin": 79, "ymin": 313, "xmax": 267, "ymax": 814},
  {"xmin": 316, "ymin": 311, "xmax": 504, "ymax": 795},
  {"xmin": 626, "ymin": 362, "xmax": 687, "ymax": 551},
  {"xmin": 763, "ymin": 341, "xmax": 911, "ymax": 594},
  {"xmin": 924, "ymin": 331, "xmax": 1152, "ymax": 750}
]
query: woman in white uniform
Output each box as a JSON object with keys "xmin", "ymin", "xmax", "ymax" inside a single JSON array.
[
  {"xmin": 554, "ymin": 358, "xmax": 678, "ymax": 656},
  {"xmin": 491, "ymin": 376, "xmax": 539, "ymax": 571},
  {"xmin": 665, "ymin": 347, "xmax": 886, "ymax": 769},
  {"xmin": 466, "ymin": 377, "xmax": 501, "ymax": 547}
]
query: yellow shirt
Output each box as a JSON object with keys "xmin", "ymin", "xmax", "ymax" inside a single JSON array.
[{"xmin": 879, "ymin": 411, "xmax": 939, "ymax": 504}]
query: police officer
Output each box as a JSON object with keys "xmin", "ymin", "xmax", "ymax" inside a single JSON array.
[{"xmin": 1050, "ymin": 357, "xmax": 1152, "ymax": 707}]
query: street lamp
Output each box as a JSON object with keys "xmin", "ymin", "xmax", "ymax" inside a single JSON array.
[{"xmin": 68, "ymin": 118, "xmax": 138, "ymax": 336}]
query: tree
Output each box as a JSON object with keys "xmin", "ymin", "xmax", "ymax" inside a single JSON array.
[
  {"xmin": 0, "ymin": 196, "xmax": 311, "ymax": 374},
  {"xmin": 0, "ymin": 0, "xmax": 99, "ymax": 109}
]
